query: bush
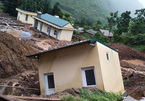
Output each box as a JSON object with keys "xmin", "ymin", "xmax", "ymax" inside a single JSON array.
[
  {"xmin": 61, "ymin": 95, "xmax": 75, "ymax": 101},
  {"xmin": 73, "ymin": 31, "xmax": 80, "ymax": 35},
  {"xmin": 61, "ymin": 89, "xmax": 123, "ymax": 101},
  {"xmin": 94, "ymin": 32, "xmax": 111, "ymax": 43}
]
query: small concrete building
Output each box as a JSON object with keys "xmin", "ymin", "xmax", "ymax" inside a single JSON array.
[
  {"xmin": 16, "ymin": 8, "xmax": 37, "ymax": 25},
  {"xmin": 27, "ymin": 39, "xmax": 125, "ymax": 95},
  {"xmin": 33, "ymin": 13, "xmax": 74, "ymax": 41}
]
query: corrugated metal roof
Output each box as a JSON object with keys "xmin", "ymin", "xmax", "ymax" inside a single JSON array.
[
  {"xmin": 86, "ymin": 29, "xmax": 97, "ymax": 35},
  {"xmin": 99, "ymin": 29, "xmax": 113, "ymax": 37},
  {"xmin": 40, "ymin": 14, "xmax": 69, "ymax": 27}
]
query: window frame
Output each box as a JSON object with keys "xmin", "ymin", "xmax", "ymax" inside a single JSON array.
[
  {"xmin": 106, "ymin": 52, "xmax": 109, "ymax": 60},
  {"xmin": 54, "ymin": 29, "xmax": 57, "ymax": 35},
  {"xmin": 81, "ymin": 67, "xmax": 97, "ymax": 88}
]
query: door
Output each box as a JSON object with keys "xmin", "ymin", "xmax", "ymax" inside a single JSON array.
[
  {"xmin": 81, "ymin": 67, "xmax": 97, "ymax": 87},
  {"xmin": 47, "ymin": 26, "xmax": 51, "ymax": 36},
  {"xmin": 44, "ymin": 73, "xmax": 55, "ymax": 95}
]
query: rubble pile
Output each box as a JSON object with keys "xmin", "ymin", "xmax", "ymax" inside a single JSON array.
[
  {"xmin": 121, "ymin": 60, "xmax": 145, "ymax": 71},
  {"xmin": 47, "ymin": 40, "xmax": 88, "ymax": 50},
  {"xmin": 0, "ymin": 71, "xmax": 40, "ymax": 96},
  {"xmin": 0, "ymin": 31, "xmax": 38, "ymax": 78}
]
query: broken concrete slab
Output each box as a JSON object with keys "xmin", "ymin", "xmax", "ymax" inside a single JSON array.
[
  {"xmin": 21, "ymin": 31, "xmax": 32, "ymax": 38},
  {"xmin": 123, "ymin": 96, "xmax": 138, "ymax": 101}
]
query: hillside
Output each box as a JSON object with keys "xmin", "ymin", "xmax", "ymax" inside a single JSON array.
[
  {"xmin": 52, "ymin": 0, "xmax": 110, "ymax": 23},
  {"xmin": 0, "ymin": 31, "xmax": 38, "ymax": 78},
  {"xmin": 52, "ymin": 0, "xmax": 144, "ymax": 23}
]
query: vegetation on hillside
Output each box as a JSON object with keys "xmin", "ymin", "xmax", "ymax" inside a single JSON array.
[
  {"xmin": 73, "ymin": 8, "xmax": 145, "ymax": 51},
  {"xmin": 62, "ymin": 88, "xmax": 123, "ymax": 101},
  {"xmin": 0, "ymin": 0, "xmax": 71, "ymax": 21},
  {"xmin": 107, "ymin": 9, "xmax": 145, "ymax": 50},
  {"xmin": 52, "ymin": 0, "xmax": 144, "ymax": 23},
  {"xmin": 52, "ymin": 0, "xmax": 110, "ymax": 23}
]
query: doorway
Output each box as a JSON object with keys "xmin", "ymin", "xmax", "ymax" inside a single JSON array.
[
  {"xmin": 47, "ymin": 26, "xmax": 51, "ymax": 36},
  {"xmin": 44, "ymin": 73, "xmax": 55, "ymax": 95}
]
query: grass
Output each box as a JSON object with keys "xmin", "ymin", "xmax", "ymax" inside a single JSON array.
[
  {"xmin": 130, "ymin": 45, "xmax": 145, "ymax": 52},
  {"xmin": 124, "ymin": 79, "xmax": 130, "ymax": 87},
  {"xmin": 61, "ymin": 88, "xmax": 123, "ymax": 101}
]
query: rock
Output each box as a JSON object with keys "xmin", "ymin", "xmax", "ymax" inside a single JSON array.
[{"xmin": 72, "ymin": 88, "xmax": 80, "ymax": 94}]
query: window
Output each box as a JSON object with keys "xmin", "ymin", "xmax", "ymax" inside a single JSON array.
[
  {"xmin": 85, "ymin": 69, "xmax": 96, "ymax": 85},
  {"xmin": 54, "ymin": 30, "xmax": 57, "ymax": 35},
  {"xmin": 81, "ymin": 67, "xmax": 96, "ymax": 87},
  {"xmin": 25, "ymin": 15, "xmax": 28, "ymax": 21},
  {"xmin": 47, "ymin": 75, "xmax": 55, "ymax": 88},
  {"xmin": 106, "ymin": 52, "xmax": 109, "ymax": 60}
]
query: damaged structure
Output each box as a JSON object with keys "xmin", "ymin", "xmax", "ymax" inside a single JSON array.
[
  {"xmin": 33, "ymin": 13, "xmax": 74, "ymax": 41},
  {"xmin": 16, "ymin": 8, "xmax": 37, "ymax": 25},
  {"xmin": 16, "ymin": 8, "xmax": 74, "ymax": 41},
  {"xmin": 27, "ymin": 39, "xmax": 125, "ymax": 95}
]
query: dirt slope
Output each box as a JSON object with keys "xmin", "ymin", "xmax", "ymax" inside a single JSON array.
[
  {"xmin": 0, "ymin": 31, "xmax": 38, "ymax": 78},
  {"xmin": 109, "ymin": 44, "xmax": 145, "ymax": 60}
]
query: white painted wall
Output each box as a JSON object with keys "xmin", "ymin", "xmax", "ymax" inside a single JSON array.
[
  {"xmin": 35, "ymin": 20, "xmax": 73, "ymax": 41},
  {"xmin": 59, "ymin": 30, "xmax": 73, "ymax": 41},
  {"xmin": 17, "ymin": 11, "xmax": 35, "ymax": 25}
]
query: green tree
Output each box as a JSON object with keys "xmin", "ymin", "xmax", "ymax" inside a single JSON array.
[
  {"xmin": 18, "ymin": 0, "xmax": 52, "ymax": 14},
  {"xmin": 116, "ymin": 11, "xmax": 131, "ymax": 35},
  {"xmin": 1, "ymin": 0, "xmax": 19, "ymax": 16},
  {"xmin": 107, "ymin": 11, "xmax": 118, "ymax": 32},
  {"xmin": 0, "ymin": 1, "xmax": 3, "ymax": 12},
  {"xmin": 129, "ymin": 9, "xmax": 145, "ymax": 35},
  {"xmin": 63, "ymin": 12, "xmax": 73, "ymax": 23},
  {"xmin": 92, "ymin": 21, "xmax": 103, "ymax": 30},
  {"xmin": 52, "ymin": 2, "xmax": 63, "ymax": 18}
]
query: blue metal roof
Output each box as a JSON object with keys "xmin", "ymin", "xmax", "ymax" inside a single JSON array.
[{"xmin": 40, "ymin": 14, "xmax": 69, "ymax": 27}]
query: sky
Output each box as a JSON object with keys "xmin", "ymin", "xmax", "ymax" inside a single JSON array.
[{"xmin": 138, "ymin": 0, "xmax": 145, "ymax": 7}]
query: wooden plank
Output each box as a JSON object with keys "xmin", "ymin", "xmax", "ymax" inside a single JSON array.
[
  {"xmin": 7, "ymin": 95, "xmax": 61, "ymax": 101},
  {"xmin": 5, "ymin": 22, "xmax": 10, "ymax": 26},
  {"xmin": 0, "ymin": 95, "xmax": 20, "ymax": 101}
]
